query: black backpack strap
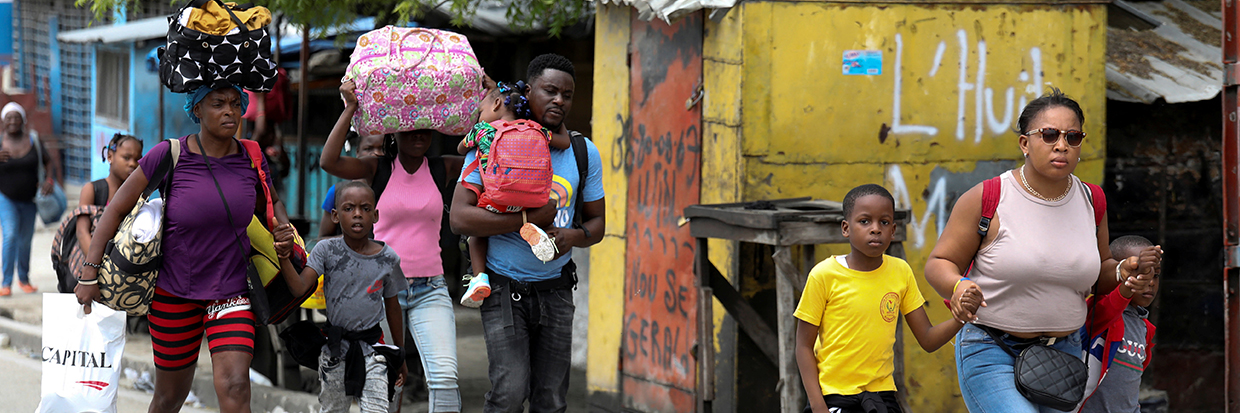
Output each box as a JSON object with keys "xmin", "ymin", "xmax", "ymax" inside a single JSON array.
[
  {"xmin": 372, "ymin": 157, "xmax": 393, "ymax": 202},
  {"xmin": 428, "ymin": 156, "xmax": 449, "ymax": 210},
  {"xmin": 569, "ymin": 131, "xmax": 589, "ymax": 235},
  {"xmin": 91, "ymin": 179, "xmax": 109, "ymax": 206}
]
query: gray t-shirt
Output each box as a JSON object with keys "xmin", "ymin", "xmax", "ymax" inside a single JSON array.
[
  {"xmin": 1081, "ymin": 305, "xmax": 1149, "ymax": 413},
  {"xmin": 306, "ymin": 238, "xmax": 408, "ymax": 332}
]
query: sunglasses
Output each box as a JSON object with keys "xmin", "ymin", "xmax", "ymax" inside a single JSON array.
[{"xmin": 1026, "ymin": 128, "xmax": 1086, "ymax": 147}]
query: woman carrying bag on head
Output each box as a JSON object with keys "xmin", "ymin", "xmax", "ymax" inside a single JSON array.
[
  {"xmin": 924, "ymin": 89, "xmax": 1162, "ymax": 413},
  {"xmin": 0, "ymin": 101, "xmax": 60, "ymax": 296},
  {"xmin": 76, "ymin": 84, "xmax": 296, "ymax": 413},
  {"xmin": 319, "ymin": 80, "xmax": 466, "ymax": 413}
]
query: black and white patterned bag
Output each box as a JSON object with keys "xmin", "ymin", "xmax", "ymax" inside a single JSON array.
[{"xmin": 157, "ymin": 0, "xmax": 277, "ymax": 93}]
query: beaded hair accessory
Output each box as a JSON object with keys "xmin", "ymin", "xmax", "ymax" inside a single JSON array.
[
  {"xmin": 496, "ymin": 81, "xmax": 533, "ymax": 120},
  {"xmin": 102, "ymin": 132, "xmax": 139, "ymax": 161}
]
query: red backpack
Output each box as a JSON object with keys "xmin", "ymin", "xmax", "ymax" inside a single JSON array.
[{"xmin": 463, "ymin": 120, "xmax": 554, "ymax": 210}]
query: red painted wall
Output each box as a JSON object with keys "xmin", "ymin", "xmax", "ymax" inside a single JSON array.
[{"xmin": 620, "ymin": 12, "xmax": 703, "ymax": 413}]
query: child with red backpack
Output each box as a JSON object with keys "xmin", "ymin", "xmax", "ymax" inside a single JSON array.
[
  {"xmin": 51, "ymin": 133, "xmax": 143, "ymax": 294},
  {"xmin": 456, "ymin": 80, "xmax": 569, "ymax": 308}
]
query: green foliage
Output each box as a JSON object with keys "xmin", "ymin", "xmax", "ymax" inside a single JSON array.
[{"xmin": 73, "ymin": 0, "xmax": 590, "ymax": 37}]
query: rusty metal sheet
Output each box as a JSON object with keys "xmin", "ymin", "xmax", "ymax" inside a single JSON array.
[
  {"xmin": 620, "ymin": 11, "xmax": 704, "ymax": 413},
  {"xmin": 1107, "ymin": 0, "xmax": 1223, "ymax": 104}
]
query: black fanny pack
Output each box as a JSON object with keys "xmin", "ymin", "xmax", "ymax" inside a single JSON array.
[{"xmin": 978, "ymin": 324, "xmax": 1087, "ymax": 411}]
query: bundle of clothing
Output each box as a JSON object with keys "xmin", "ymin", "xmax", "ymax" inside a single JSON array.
[{"xmin": 157, "ymin": 0, "xmax": 278, "ymax": 93}]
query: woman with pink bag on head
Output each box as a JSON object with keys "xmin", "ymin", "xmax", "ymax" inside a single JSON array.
[{"xmin": 319, "ymin": 80, "xmax": 467, "ymax": 412}]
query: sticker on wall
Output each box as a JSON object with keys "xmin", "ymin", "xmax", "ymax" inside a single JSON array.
[{"xmin": 843, "ymin": 50, "xmax": 882, "ymax": 75}]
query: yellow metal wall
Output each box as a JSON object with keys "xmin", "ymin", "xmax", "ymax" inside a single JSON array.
[
  {"xmin": 591, "ymin": 2, "xmax": 1106, "ymax": 411},
  {"xmin": 739, "ymin": 2, "xmax": 1106, "ymax": 411},
  {"xmin": 588, "ymin": 2, "xmax": 632, "ymax": 401}
]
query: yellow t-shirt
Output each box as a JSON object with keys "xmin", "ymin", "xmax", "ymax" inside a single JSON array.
[{"xmin": 793, "ymin": 254, "xmax": 926, "ymax": 396}]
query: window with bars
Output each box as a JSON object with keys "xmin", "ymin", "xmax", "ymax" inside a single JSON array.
[{"xmin": 95, "ymin": 49, "xmax": 128, "ymax": 125}]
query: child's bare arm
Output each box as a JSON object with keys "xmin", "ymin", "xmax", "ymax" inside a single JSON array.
[
  {"xmin": 796, "ymin": 320, "xmax": 830, "ymax": 412},
  {"xmin": 904, "ymin": 306, "xmax": 963, "ymax": 352},
  {"xmin": 272, "ymin": 224, "xmax": 317, "ymax": 296},
  {"xmin": 278, "ymin": 257, "xmax": 320, "ymax": 297},
  {"xmin": 384, "ymin": 295, "xmax": 408, "ymax": 387},
  {"xmin": 457, "ymin": 140, "xmax": 470, "ymax": 155}
]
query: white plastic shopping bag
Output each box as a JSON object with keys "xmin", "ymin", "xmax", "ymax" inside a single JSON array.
[{"xmin": 36, "ymin": 293, "xmax": 126, "ymax": 413}]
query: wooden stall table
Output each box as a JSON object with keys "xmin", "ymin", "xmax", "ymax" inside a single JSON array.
[{"xmin": 685, "ymin": 198, "xmax": 910, "ymax": 413}]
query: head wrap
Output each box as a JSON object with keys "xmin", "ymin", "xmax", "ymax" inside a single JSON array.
[
  {"xmin": 184, "ymin": 85, "xmax": 249, "ymax": 124},
  {"xmin": 2, "ymin": 102, "xmax": 26, "ymax": 126}
]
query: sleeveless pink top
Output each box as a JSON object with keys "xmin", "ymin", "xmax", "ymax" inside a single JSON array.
[
  {"xmin": 372, "ymin": 156, "xmax": 443, "ymax": 278},
  {"xmin": 971, "ymin": 170, "xmax": 1099, "ymax": 333}
]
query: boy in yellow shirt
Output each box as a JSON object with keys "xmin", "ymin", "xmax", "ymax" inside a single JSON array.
[{"xmin": 794, "ymin": 184, "xmax": 981, "ymax": 413}]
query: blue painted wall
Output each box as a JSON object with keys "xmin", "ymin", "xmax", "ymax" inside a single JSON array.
[
  {"xmin": 0, "ymin": 1, "xmax": 13, "ymax": 66},
  {"xmin": 89, "ymin": 41, "xmax": 197, "ymax": 180}
]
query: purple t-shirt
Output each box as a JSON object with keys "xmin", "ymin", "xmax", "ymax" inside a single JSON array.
[{"xmin": 139, "ymin": 136, "xmax": 273, "ymax": 300}]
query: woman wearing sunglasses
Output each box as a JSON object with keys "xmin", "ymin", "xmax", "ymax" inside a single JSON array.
[{"xmin": 923, "ymin": 89, "xmax": 1161, "ymax": 412}]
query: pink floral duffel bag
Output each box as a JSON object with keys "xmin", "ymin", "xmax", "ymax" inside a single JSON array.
[{"xmin": 344, "ymin": 26, "xmax": 485, "ymax": 136}]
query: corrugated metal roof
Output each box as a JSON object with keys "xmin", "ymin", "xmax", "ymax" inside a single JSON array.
[
  {"xmin": 57, "ymin": 16, "xmax": 168, "ymax": 44},
  {"xmin": 1106, "ymin": 0, "xmax": 1223, "ymax": 104},
  {"xmin": 600, "ymin": 0, "xmax": 738, "ymax": 22}
]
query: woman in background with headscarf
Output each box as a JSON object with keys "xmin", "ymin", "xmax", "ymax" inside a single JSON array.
[
  {"xmin": 76, "ymin": 85, "xmax": 292, "ymax": 413},
  {"xmin": 0, "ymin": 101, "xmax": 58, "ymax": 295}
]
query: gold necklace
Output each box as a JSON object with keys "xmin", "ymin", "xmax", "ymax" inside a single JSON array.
[{"xmin": 1018, "ymin": 166, "xmax": 1070, "ymax": 202}]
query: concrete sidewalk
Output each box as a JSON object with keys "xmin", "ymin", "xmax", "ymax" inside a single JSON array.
[{"xmin": 0, "ymin": 183, "xmax": 587, "ymax": 412}]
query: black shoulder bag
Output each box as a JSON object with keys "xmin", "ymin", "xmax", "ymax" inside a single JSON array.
[{"xmin": 979, "ymin": 327, "xmax": 1087, "ymax": 411}]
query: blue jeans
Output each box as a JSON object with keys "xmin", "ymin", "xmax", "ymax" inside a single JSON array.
[
  {"xmin": 480, "ymin": 280, "xmax": 574, "ymax": 413},
  {"xmin": 397, "ymin": 275, "xmax": 460, "ymax": 412},
  {"xmin": 0, "ymin": 193, "xmax": 36, "ymax": 287},
  {"xmin": 956, "ymin": 323, "xmax": 1084, "ymax": 413}
]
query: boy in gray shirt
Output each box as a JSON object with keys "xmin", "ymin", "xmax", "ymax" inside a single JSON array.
[
  {"xmin": 277, "ymin": 181, "xmax": 409, "ymax": 413},
  {"xmin": 1079, "ymin": 235, "xmax": 1161, "ymax": 413}
]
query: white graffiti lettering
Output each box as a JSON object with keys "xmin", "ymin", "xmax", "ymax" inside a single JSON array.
[
  {"xmin": 889, "ymin": 30, "xmax": 1044, "ymax": 143},
  {"xmin": 886, "ymin": 165, "xmax": 948, "ymax": 249}
]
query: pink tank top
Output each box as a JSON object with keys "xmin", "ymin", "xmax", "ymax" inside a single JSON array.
[
  {"xmin": 971, "ymin": 170, "xmax": 1099, "ymax": 333},
  {"xmin": 372, "ymin": 156, "xmax": 443, "ymax": 278}
]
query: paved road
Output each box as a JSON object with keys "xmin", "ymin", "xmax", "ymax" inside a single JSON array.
[{"xmin": 0, "ymin": 346, "xmax": 217, "ymax": 413}]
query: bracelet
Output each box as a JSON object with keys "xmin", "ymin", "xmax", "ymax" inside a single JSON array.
[
  {"xmin": 953, "ymin": 277, "xmax": 971, "ymax": 293},
  {"xmin": 76, "ymin": 277, "xmax": 98, "ymax": 286},
  {"xmin": 83, "ymin": 261, "xmax": 103, "ymax": 270},
  {"xmin": 1115, "ymin": 261, "xmax": 1125, "ymax": 283}
]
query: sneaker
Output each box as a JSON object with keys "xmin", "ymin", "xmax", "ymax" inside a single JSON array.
[
  {"xmin": 459, "ymin": 273, "xmax": 491, "ymax": 308},
  {"xmin": 519, "ymin": 223, "xmax": 558, "ymax": 262},
  {"xmin": 18, "ymin": 283, "xmax": 36, "ymax": 294},
  {"xmin": 0, "ymin": 287, "xmax": 9, "ymax": 296}
]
